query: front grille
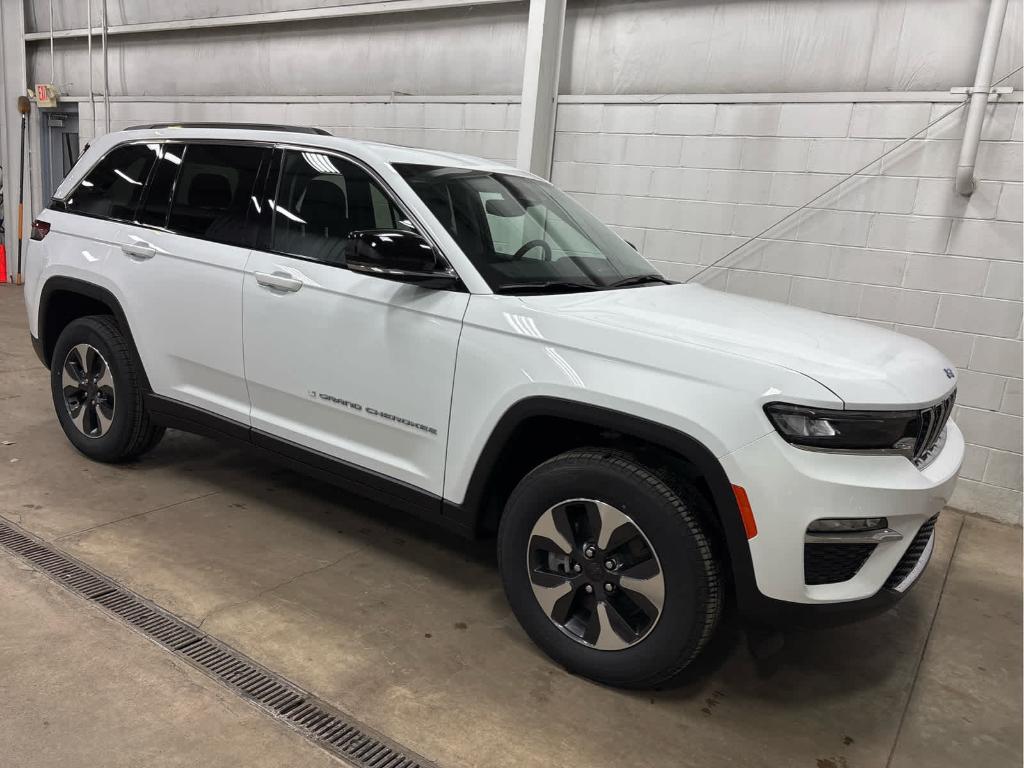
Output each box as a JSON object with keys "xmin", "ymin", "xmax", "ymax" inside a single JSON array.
[
  {"xmin": 804, "ymin": 543, "xmax": 876, "ymax": 585},
  {"xmin": 912, "ymin": 391, "xmax": 956, "ymax": 467},
  {"xmin": 885, "ymin": 514, "xmax": 939, "ymax": 589}
]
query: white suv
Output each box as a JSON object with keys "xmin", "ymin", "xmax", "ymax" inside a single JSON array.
[{"xmin": 25, "ymin": 124, "xmax": 963, "ymax": 688}]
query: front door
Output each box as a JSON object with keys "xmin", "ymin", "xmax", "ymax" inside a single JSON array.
[{"xmin": 242, "ymin": 148, "xmax": 468, "ymax": 497}]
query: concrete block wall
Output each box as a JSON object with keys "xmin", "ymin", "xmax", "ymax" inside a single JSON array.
[
  {"xmin": 553, "ymin": 99, "xmax": 1023, "ymax": 524},
  {"xmin": 78, "ymin": 99, "xmax": 520, "ymax": 165}
]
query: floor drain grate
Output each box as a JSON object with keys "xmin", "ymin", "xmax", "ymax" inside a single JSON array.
[{"xmin": 0, "ymin": 518, "xmax": 436, "ymax": 768}]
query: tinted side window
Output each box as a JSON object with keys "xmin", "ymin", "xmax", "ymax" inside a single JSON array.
[
  {"xmin": 137, "ymin": 143, "xmax": 183, "ymax": 227},
  {"xmin": 272, "ymin": 150, "xmax": 412, "ymax": 264},
  {"xmin": 66, "ymin": 143, "xmax": 155, "ymax": 221},
  {"xmin": 401, "ymin": 171, "xmax": 491, "ymax": 263},
  {"xmin": 167, "ymin": 143, "xmax": 267, "ymax": 246}
]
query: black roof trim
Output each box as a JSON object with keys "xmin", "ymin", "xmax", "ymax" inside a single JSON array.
[{"xmin": 125, "ymin": 122, "xmax": 331, "ymax": 136}]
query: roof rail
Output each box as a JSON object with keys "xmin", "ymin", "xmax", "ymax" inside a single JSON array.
[{"xmin": 125, "ymin": 122, "xmax": 331, "ymax": 136}]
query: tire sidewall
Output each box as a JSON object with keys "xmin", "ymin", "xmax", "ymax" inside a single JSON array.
[
  {"xmin": 499, "ymin": 456, "xmax": 715, "ymax": 687},
  {"xmin": 51, "ymin": 318, "xmax": 138, "ymax": 462}
]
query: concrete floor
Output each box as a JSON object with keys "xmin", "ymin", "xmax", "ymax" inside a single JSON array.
[{"xmin": 0, "ymin": 286, "xmax": 1021, "ymax": 768}]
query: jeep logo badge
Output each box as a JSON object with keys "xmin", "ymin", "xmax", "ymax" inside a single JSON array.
[{"xmin": 944, "ymin": 368, "xmax": 956, "ymax": 379}]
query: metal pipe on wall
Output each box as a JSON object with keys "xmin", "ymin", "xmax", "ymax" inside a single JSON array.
[
  {"xmin": 955, "ymin": 0, "xmax": 1009, "ymax": 196},
  {"xmin": 48, "ymin": 0, "xmax": 54, "ymax": 83},
  {"xmin": 88, "ymin": 0, "xmax": 96, "ymax": 137},
  {"xmin": 101, "ymin": 0, "xmax": 110, "ymax": 134}
]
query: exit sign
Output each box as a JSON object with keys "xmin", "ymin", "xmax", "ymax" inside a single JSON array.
[{"xmin": 35, "ymin": 84, "xmax": 57, "ymax": 108}]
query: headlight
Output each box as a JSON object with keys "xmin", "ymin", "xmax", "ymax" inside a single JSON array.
[{"xmin": 764, "ymin": 402, "xmax": 920, "ymax": 455}]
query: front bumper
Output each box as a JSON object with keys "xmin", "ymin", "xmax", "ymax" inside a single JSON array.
[{"xmin": 721, "ymin": 420, "xmax": 963, "ymax": 626}]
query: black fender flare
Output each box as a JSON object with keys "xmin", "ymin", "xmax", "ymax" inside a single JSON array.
[
  {"xmin": 37, "ymin": 276, "xmax": 151, "ymax": 391},
  {"xmin": 451, "ymin": 396, "xmax": 760, "ymax": 610}
]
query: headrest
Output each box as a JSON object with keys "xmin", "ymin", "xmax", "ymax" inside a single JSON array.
[
  {"xmin": 188, "ymin": 173, "xmax": 232, "ymax": 209},
  {"xmin": 302, "ymin": 180, "xmax": 348, "ymax": 234}
]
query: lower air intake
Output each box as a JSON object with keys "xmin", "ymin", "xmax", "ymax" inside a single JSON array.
[{"xmin": 804, "ymin": 542, "xmax": 876, "ymax": 585}]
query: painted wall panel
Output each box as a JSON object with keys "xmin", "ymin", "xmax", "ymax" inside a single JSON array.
[{"xmin": 561, "ymin": 0, "xmax": 1023, "ymax": 94}]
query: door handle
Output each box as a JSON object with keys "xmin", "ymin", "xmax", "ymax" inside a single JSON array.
[
  {"xmin": 121, "ymin": 243, "xmax": 155, "ymax": 260},
  {"xmin": 254, "ymin": 271, "xmax": 303, "ymax": 293}
]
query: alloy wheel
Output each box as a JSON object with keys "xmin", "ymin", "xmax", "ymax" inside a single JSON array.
[
  {"xmin": 527, "ymin": 498, "xmax": 665, "ymax": 651},
  {"xmin": 61, "ymin": 343, "xmax": 116, "ymax": 438}
]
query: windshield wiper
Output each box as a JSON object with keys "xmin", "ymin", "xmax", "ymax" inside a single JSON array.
[
  {"xmin": 494, "ymin": 281, "xmax": 603, "ymax": 295},
  {"xmin": 607, "ymin": 274, "xmax": 675, "ymax": 289}
]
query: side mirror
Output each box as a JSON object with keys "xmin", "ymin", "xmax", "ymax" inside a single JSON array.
[{"xmin": 343, "ymin": 230, "xmax": 459, "ymax": 288}]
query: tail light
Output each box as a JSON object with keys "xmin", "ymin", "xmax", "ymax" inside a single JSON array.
[{"xmin": 30, "ymin": 219, "xmax": 51, "ymax": 241}]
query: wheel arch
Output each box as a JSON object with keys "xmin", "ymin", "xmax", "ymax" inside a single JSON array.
[
  {"xmin": 37, "ymin": 276, "xmax": 150, "ymax": 390},
  {"xmin": 449, "ymin": 396, "xmax": 757, "ymax": 603}
]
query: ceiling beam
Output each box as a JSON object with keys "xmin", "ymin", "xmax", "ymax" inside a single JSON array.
[{"xmin": 24, "ymin": 0, "xmax": 525, "ymax": 41}]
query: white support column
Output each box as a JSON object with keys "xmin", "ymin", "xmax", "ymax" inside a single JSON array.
[
  {"xmin": 1, "ymin": 0, "xmax": 29, "ymax": 281},
  {"xmin": 515, "ymin": 0, "xmax": 566, "ymax": 178}
]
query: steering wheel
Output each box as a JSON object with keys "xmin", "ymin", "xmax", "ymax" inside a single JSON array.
[{"xmin": 511, "ymin": 239, "xmax": 552, "ymax": 262}]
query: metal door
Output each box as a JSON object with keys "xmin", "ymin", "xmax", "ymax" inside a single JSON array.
[{"xmin": 40, "ymin": 108, "xmax": 80, "ymax": 200}]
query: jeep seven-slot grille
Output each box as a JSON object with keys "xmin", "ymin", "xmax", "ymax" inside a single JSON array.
[
  {"xmin": 804, "ymin": 543, "xmax": 877, "ymax": 585},
  {"xmin": 912, "ymin": 391, "xmax": 956, "ymax": 468},
  {"xmin": 884, "ymin": 514, "xmax": 939, "ymax": 589}
]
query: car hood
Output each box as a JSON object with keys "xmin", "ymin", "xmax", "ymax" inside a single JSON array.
[{"xmin": 519, "ymin": 284, "xmax": 956, "ymax": 409}]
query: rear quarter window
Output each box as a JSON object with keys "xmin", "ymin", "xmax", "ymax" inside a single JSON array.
[{"xmin": 64, "ymin": 143, "xmax": 156, "ymax": 221}]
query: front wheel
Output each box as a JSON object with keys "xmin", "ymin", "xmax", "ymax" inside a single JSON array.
[{"xmin": 498, "ymin": 449, "xmax": 721, "ymax": 688}]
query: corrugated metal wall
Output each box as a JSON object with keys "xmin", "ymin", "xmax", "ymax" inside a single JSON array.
[
  {"xmin": 3, "ymin": 0, "xmax": 1022, "ymax": 522},
  {"xmin": 21, "ymin": 0, "xmax": 1024, "ymax": 97}
]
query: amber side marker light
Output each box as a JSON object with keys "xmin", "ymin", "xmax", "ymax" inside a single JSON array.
[{"xmin": 732, "ymin": 485, "xmax": 758, "ymax": 539}]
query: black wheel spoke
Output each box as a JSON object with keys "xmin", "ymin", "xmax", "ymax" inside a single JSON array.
[
  {"xmin": 580, "ymin": 599, "xmax": 634, "ymax": 650},
  {"xmin": 63, "ymin": 357, "xmax": 81, "ymax": 386},
  {"xmin": 581, "ymin": 501, "xmax": 605, "ymax": 548},
  {"xmin": 603, "ymin": 522, "xmax": 641, "ymax": 556},
  {"xmin": 550, "ymin": 503, "xmax": 582, "ymax": 551},
  {"xmin": 83, "ymin": 345, "xmax": 97, "ymax": 378},
  {"xmin": 618, "ymin": 556, "xmax": 660, "ymax": 581},
  {"xmin": 529, "ymin": 569, "xmax": 575, "ymax": 619},
  {"xmin": 548, "ymin": 582, "xmax": 583, "ymax": 625}
]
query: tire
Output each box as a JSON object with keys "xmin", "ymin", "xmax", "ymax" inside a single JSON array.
[
  {"xmin": 50, "ymin": 315, "xmax": 165, "ymax": 463},
  {"xmin": 498, "ymin": 448, "xmax": 721, "ymax": 689}
]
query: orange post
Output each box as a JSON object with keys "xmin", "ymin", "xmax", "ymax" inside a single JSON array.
[{"xmin": 15, "ymin": 203, "xmax": 24, "ymax": 284}]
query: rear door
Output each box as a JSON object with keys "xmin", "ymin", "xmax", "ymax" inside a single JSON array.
[
  {"xmin": 242, "ymin": 148, "xmax": 469, "ymax": 496},
  {"xmin": 115, "ymin": 141, "xmax": 270, "ymax": 423}
]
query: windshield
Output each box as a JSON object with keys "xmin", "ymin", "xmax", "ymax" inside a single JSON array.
[{"xmin": 394, "ymin": 164, "xmax": 668, "ymax": 294}]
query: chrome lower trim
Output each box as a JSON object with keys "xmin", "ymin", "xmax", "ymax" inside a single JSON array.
[
  {"xmin": 804, "ymin": 528, "xmax": 904, "ymax": 545},
  {"xmin": 891, "ymin": 532, "xmax": 935, "ymax": 593}
]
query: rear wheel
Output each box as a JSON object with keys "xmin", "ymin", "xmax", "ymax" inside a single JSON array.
[
  {"xmin": 498, "ymin": 448, "xmax": 721, "ymax": 688},
  {"xmin": 50, "ymin": 315, "xmax": 165, "ymax": 462}
]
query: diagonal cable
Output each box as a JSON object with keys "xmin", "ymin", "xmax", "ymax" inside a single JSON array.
[{"xmin": 686, "ymin": 65, "xmax": 1024, "ymax": 284}]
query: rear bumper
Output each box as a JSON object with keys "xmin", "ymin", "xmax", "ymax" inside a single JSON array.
[
  {"xmin": 721, "ymin": 420, "xmax": 961, "ymax": 628},
  {"xmin": 30, "ymin": 334, "xmax": 47, "ymax": 368}
]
